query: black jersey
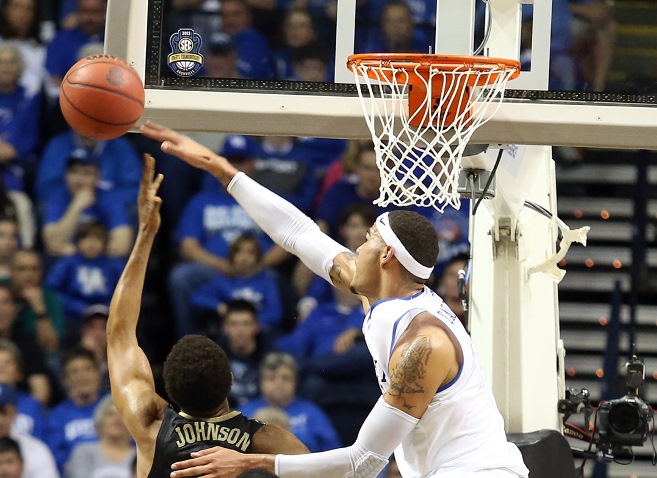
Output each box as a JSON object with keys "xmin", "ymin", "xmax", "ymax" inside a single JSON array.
[{"xmin": 147, "ymin": 406, "xmax": 265, "ymax": 477}]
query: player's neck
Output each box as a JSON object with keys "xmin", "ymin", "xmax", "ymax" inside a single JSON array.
[{"xmin": 372, "ymin": 274, "xmax": 424, "ymax": 303}]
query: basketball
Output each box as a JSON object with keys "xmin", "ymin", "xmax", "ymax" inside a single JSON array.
[{"xmin": 59, "ymin": 55, "xmax": 145, "ymax": 141}]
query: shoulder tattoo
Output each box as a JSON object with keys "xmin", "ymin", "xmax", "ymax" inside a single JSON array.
[{"xmin": 388, "ymin": 335, "xmax": 432, "ymax": 411}]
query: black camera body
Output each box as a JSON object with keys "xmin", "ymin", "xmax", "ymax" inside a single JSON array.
[{"xmin": 596, "ymin": 393, "xmax": 653, "ymax": 447}]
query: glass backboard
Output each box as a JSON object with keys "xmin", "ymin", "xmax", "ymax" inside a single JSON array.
[{"xmin": 105, "ymin": 0, "xmax": 657, "ymax": 149}]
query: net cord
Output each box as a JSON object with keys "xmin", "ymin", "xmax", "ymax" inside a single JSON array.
[{"xmin": 352, "ymin": 62, "xmax": 516, "ymax": 211}]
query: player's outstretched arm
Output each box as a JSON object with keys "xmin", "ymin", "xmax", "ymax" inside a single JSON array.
[
  {"xmin": 140, "ymin": 122, "xmax": 359, "ymax": 298},
  {"xmin": 107, "ymin": 155, "xmax": 168, "ymax": 446},
  {"xmin": 140, "ymin": 122, "xmax": 239, "ymax": 187}
]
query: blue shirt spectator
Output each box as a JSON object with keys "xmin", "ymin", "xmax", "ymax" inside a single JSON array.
[
  {"xmin": 13, "ymin": 389, "xmax": 48, "ymax": 442},
  {"xmin": 44, "ymin": 251, "xmax": 124, "ymax": 341},
  {"xmin": 174, "ymin": 186, "xmax": 272, "ymax": 259},
  {"xmin": 239, "ymin": 352, "xmax": 342, "ymax": 452},
  {"xmin": 45, "ymin": 0, "xmax": 106, "ymax": 87},
  {"xmin": 36, "ymin": 130, "xmax": 141, "ymax": 212},
  {"xmin": 251, "ymin": 137, "xmax": 319, "ymax": 214},
  {"xmin": 276, "ymin": 303, "xmax": 364, "ymax": 360},
  {"xmin": 179, "ymin": 219, "xmax": 284, "ymax": 334},
  {"xmin": 46, "ymin": 347, "xmax": 106, "ymax": 472}
]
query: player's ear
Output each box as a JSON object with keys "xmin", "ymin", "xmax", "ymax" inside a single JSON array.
[{"xmin": 381, "ymin": 245, "xmax": 395, "ymax": 264}]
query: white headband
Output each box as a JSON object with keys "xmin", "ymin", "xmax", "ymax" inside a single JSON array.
[{"xmin": 375, "ymin": 212, "xmax": 434, "ymax": 279}]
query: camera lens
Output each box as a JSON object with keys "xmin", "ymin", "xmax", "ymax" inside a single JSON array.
[{"xmin": 608, "ymin": 402, "xmax": 639, "ymax": 434}]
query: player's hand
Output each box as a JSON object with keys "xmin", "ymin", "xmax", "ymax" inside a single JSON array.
[
  {"xmin": 140, "ymin": 122, "xmax": 238, "ymax": 185},
  {"xmin": 170, "ymin": 446, "xmax": 263, "ymax": 478},
  {"xmin": 138, "ymin": 154, "xmax": 163, "ymax": 236}
]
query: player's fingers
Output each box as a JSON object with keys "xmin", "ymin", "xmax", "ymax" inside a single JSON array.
[
  {"xmin": 152, "ymin": 173, "xmax": 164, "ymax": 191},
  {"xmin": 170, "ymin": 463, "xmax": 211, "ymax": 478},
  {"xmin": 191, "ymin": 446, "xmax": 223, "ymax": 457}
]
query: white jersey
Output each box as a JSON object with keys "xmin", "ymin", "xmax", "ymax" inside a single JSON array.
[{"xmin": 362, "ymin": 287, "xmax": 528, "ymax": 478}]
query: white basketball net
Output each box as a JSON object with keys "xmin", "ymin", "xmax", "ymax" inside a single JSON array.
[{"xmin": 350, "ymin": 60, "xmax": 517, "ymax": 212}]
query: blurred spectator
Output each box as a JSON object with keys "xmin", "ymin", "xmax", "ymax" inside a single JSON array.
[
  {"xmin": 167, "ymin": 135, "xmax": 282, "ymax": 338},
  {"xmin": 215, "ymin": 299, "xmax": 272, "ymax": 407},
  {"xmin": 0, "ymin": 0, "xmax": 47, "ymax": 98},
  {"xmin": 40, "ymin": 152, "xmax": 134, "ymax": 258},
  {"xmin": 251, "ymin": 136, "xmax": 319, "ymax": 215},
  {"xmin": 204, "ymin": 32, "xmax": 242, "ymax": 78},
  {"xmin": 78, "ymin": 304, "xmax": 110, "ymax": 392},
  {"xmin": 418, "ymin": 199, "xmax": 470, "ymax": 279},
  {"xmin": 191, "ymin": 234, "xmax": 283, "ymax": 331},
  {"xmin": 0, "ymin": 180, "xmax": 37, "ymax": 250},
  {"xmin": 45, "ymin": 0, "xmax": 106, "ymax": 94},
  {"xmin": 569, "ymin": 0, "xmax": 616, "ymax": 92},
  {"xmin": 273, "ymin": 7, "xmax": 319, "ymax": 80},
  {"xmin": 294, "ymin": 203, "xmax": 376, "ymax": 314},
  {"xmin": 289, "ymin": 40, "xmax": 330, "ymax": 83},
  {"xmin": 0, "ymin": 218, "xmax": 18, "ymax": 282},
  {"xmin": 239, "ymin": 352, "xmax": 341, "ymax": 452},
  {"xmin": 275, "ymin": 287, "xmax": 374, "ymax": 404},
  {"xmin": 0, "ymin": 285, "xmax": 51, "ymax": 405},
  {"xmin": 10, "ymin": 249, "xmax": 63, "ymax": 355},
  {"xmin": 46, "ymin": 346, "xmax": 106, "ymax": 472},
  {"xmin": 218, "ymin": 0, "xmax": 274, "ymax": 79},
  {"xmin": 0, "ymin": 436, "xmax": 23, "ymax": 478},
  {"xmin": 315, "ymin": 140, "xmax": 393, "ymax": 237},
  {"xmin": 58, "ymin": 0, "xmax": 81, "ymax": 29},
  {"xmin": 358, "ymin": 1, "xmax": 430, "ymax": 53},
  {"xmin": 0, "ymin": 339, "xmax": 47, "ymax": 441},
  {"xmin": 252, "ymin": 406, "xmax": 290, "ymax": 430},
  {"xmin": 0, "ymin": 42, "xmax": 41, "ymax": 193},
  {"xmin": 65, "ymin": 395, "xmax": 135, "ymax": 478},
  {"xmin": 434, "ymin": 253, "xmax": 469, "ymax": 329},
  {"xmin": 168, "ymin": 0, "xmax": 221, "ymax": 43},
  {"xmin": 0, "ymin": 385, "xmax": 59, "ymax": 478},
  {"xmin": 518, "ymin": 0, "xmax": 616, "ymax": 91},
  {"xmin": 360, "ymin": 0, "xmax": 436, "ymax": 38},
  {"xmin": 36, "ymin": 130, "xmax": 141, "ymax": 221},
  {"xmin": 44, "ymin": 223, "xmax": 124, "ymax": 342}
]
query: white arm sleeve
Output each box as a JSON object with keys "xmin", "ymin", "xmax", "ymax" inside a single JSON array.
[
  {"xmin": 275, "ymin": 397, "xmax": 419, "ymax": 478},
  {"xmin": 227, "ymin": 172, "xmax": 351, "ymax": 283}
]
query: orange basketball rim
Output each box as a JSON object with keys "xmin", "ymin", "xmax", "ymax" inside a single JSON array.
[{"xmin": 347, "ymin": 53, "xmax": 521, "ymax": 128}]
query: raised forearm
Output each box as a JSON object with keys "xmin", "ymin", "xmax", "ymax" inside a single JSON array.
[{"xmin": 107, "ymin": 229, "xmax": 156, "ymax": 340}]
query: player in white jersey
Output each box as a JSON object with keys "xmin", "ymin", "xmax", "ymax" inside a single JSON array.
[{"xmin": 140, "ymin": 122, "xmax": 529, "ymax": 478}]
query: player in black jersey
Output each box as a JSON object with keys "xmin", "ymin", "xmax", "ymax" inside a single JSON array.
[{"xmin": 107, "ymin": 156, "xmax": 308, "ymax": 478}]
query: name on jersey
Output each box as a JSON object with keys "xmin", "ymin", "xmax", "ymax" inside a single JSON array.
[{"xmin": 174, "ymin": 422, "xmax": 251, "ymax": 451}]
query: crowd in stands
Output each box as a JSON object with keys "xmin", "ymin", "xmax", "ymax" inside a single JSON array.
[{"xmin": 0, "ymin": 0, "xmax": 616, "ymax": 477}]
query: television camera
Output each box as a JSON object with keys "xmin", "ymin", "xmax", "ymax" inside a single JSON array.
[{"xmin": 558, "ymin": 356, "xmax": 654, "ymax": 463}]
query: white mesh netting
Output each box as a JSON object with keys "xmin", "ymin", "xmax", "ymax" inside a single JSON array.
[{"xmin": 350, "ymin": 59, "xmax": 518, "ymax": 212}]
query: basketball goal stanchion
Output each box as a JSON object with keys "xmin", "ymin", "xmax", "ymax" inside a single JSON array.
[{"xmin": 347, "ymin": 53, "xmax": 520, "ymax": 212}]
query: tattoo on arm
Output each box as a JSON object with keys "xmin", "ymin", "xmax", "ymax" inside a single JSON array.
[{"xmin": 388, "ymin": 336, "xmax": 432, "ymax": 411}]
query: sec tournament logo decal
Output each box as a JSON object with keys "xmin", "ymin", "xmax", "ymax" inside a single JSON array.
[{"xmin": 168, "ymin": 29, "xmax": 204, "ymax": 77}]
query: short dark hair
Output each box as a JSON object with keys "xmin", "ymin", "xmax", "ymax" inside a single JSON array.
[
  {"xmin": 0, "ymin": 436, "xmax": 21, "ymax": 460},
  {"xmin": 224, "ymin": 299, "xmax": 258, "ymax": 318},
  {"xmin": 62, "ymin": 345, "xmax": 98, "ymax": 371},
  {"xmin": 236, "ymin": 468, "xmax": 279, "ymax": 478},
  {"xmin": 163, "ymin": 335, "xmax": 232, "ymax": 416},
  {"xmin": 337, "ymin": 203, "xmax": 377, "ymax": 230},
  {"xmin": 74, "ymin": 222, "xmax": 109, "ymax": 245},
  {"xmin": 229, "ymin": 234, "xmax": 262, "ymax": 262},
  {"xmin": 389, "ymin": 210, "xmax": 439, "ymax": 281}
]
